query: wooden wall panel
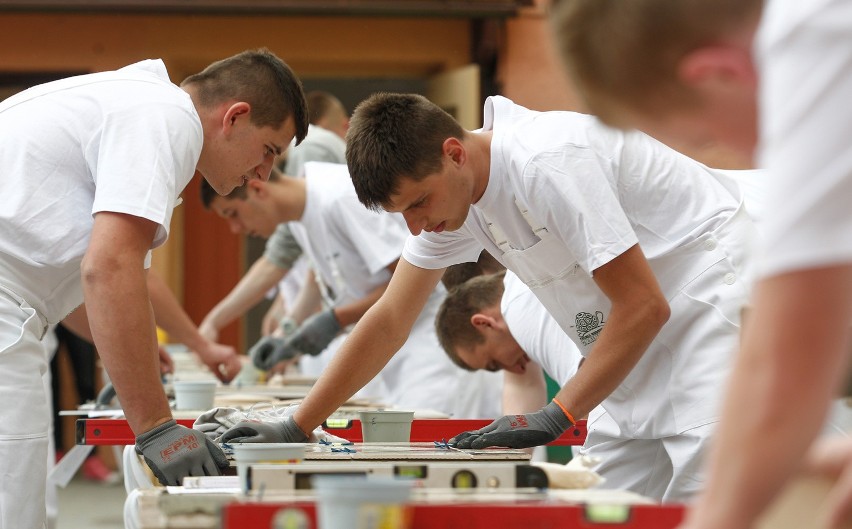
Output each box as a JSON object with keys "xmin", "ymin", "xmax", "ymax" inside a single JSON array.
[
  {"xmin": 182, "ymin": 177, "xmax": 242, "ymax": 348},
  {"xmin": 0, "ymin": 13, "xmax": 471, "ymax": 78}
]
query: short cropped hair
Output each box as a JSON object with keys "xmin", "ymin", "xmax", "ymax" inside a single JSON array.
[
  {"xmin": 182, "ymin": 48, "xmax": 309, "ymax": 144},
  {"xmin": 435, "ymin": 271, "xmax": 506, "ymax": 371},
  {"xmin": 306, "ymin": 91, "xmax": 345, "ymax": 125},
  {"xmin": 551, "ymin": 0, "xmax": 762, "ymax": 126},
  {"xmin": 199, "ymin": 168, "xmax": 283, "ymax": 208},
  {"xmin": 346, "ymin": 93, "xmax": 465, "ymax": 211}
]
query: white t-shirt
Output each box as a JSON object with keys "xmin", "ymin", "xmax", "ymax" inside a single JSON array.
[
  {"xmin": 756, "ymin": 0, "xmax": 852, "ymax": 277},
  {"xmin": 268, "ymin": 124, "xmax": 347, "ymax": 309},
  {"xmin": 501, "ymin": 271, "xmax": 581, "ymax": 386},
  {"xmin": 404, "ymin": 96, "xmax": 741, "ymax": 281},
  {"xmin": 0, "ymin": 60, "xmax": 201, "ymax": 322},
  {"xmin": 288, "ymin": 162, "xmax": 407, "ymax": 306}
]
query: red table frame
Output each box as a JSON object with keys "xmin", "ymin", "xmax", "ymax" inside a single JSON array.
[
  {"xmin": 221, "ymin": 501, "xmax": 685, "ymax": 529},
  {"xmin": 76, "ymin": 418, "xmax": 587, "ymax": 446}
]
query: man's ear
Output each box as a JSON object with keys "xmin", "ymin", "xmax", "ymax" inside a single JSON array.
[
  {"xmin": 678, "ymin": 45, "xmax": 757, "ymax": 90},
  {"xmin": 470, "ymin": 313, "xmax": 496, "ymax": 329},
  {"xmin": 246, "ymin": 178, "xmax": 268, "ymax": 199},
  {"xmin": 444, "ymin": 137, "xmax": 466, "ymax": 167},
  {"xmin": 222, "ymin": 102, "xmax": 252, "ymax": 135}
]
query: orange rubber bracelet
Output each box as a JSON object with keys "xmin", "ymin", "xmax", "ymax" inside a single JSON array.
[{"xmin": 552, "ymin": 398, "xmax": 576, "ymax": 425}]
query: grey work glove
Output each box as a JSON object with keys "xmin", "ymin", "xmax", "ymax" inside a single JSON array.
[
  {"xmin": 449, "ymin": 401, "xmax": 572, "ymax": 449},
  {"xmin": 135, "ymin": 419, "xmax": 230, "ymax": 486},
  {"xmin": 249, "ymin": 336, "xmax": 300, "ymax": 371},
  {"xmin": 219, "ymin": 418, "xmax": 309, "ymax": 444},
  {"xmin": 288, "ymin": 309, "xmax": 341, "ymax": 357}
]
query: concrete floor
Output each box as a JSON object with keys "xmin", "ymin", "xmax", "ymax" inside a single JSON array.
[{"xmin": 56, "ymin": 477, "xmax": 125, "ymax": 529}]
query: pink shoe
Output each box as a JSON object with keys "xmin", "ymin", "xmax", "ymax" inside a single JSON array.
[{"xmin": 81, "ymin": 456, "xmax": 121, "ymax": 485}]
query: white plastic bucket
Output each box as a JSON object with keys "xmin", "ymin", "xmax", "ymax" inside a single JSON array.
[
  {"xmin": 358, "ymin": 410, "xmax": 414, "ymax": 443},
  {"xmin": 172, "ymin": 380, "xmax": 216, "ymax": 411},
  {"xmin": 312, "ymin": 475, "xmax": 413, "ymax": 529}
]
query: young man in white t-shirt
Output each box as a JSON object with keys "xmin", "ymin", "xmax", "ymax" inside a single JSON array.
[
  {"xmin": 199, "ymin": 163, "xmax": 502, "ymax": 421},
  {"xmin": 553, "ymin": 1, "xmax": 852, "ymax": 526},
  {"xmin": 0, "ymin": 49, "xmax": 308, "ymax": 528},
  {"xmin": 230, "ymin": 92, "xmax": 759, "ymax": 502}
]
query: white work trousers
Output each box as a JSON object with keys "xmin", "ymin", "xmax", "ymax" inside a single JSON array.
[
  {"xmin": 0, "ymin": 287, "xmax": 50, "ymax": 529},
  {"xmin": 580, "ymin": 412, "xmax": 714, "ymax": 503}
]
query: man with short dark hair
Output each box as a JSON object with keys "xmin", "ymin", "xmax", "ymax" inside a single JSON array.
[
  {"xmin": 306, "ymin": 90, "xmax": 349, "ymax": 140},
  {"xmin": 0, "ymin": 48, "xmax": 307, "ymax": 527},
  {"xmin": 247, "ymin": 91, "xmax": 759, "ymax": 502}
]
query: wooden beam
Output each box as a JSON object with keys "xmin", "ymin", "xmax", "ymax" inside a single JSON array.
[{"xmin": 0, "ymin": 0, "xmax": 531, "ymax": 17}]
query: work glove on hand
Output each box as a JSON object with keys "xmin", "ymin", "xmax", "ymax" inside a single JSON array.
[
  {"xmin": 449, "ymin": 401, "xmax": 572, "ymax": 449},
  {"xmin": 135, "ymin": 419, "xmax": 229, "ymax": 486},
  {"xmin": 287, "ymin": 309, "xmax": 341, "ymax": 357},
  {"xmin": 219, "ymin": 418, "xmax": 309, "ymax": 444},
  {"xmin": 248, "ymin": 336, "xmax": 300, "ymax": 371}
]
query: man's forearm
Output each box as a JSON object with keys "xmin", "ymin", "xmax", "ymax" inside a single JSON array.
[
  {"xmin": 292, "ymin": 303, "xmax": 408, "ymax": 433},
  {"xmin": 288, "ymin": 269, "xmax": 322, "ymax": 325},
  {"xmin": 685, "ymin": 270, "xmax": 852, "ymax": 528},
  {"xmin": 291, "ymin": 259, "xmax": 443, "ymax": 434},
  {"xmin": 553, "ymin": 245, "xmax": 669, "ymax": 420},
  {"xmin": 553, "ymin": 294, "xmax": 667, "ymax": 421},
  {"xmin": 83, "ymin": 265, "xmax": 171, "ymax": 435},
  {"xmin": 147, "ymin": 270, "xmax": 207, "ymax": 351}
]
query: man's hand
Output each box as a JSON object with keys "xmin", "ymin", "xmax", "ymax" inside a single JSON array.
[
  {"xmin": 249, "ymin": 336, "xmax": 300, "ymax": 370},
  {"xmin": 288, "ymin": 309, "xmax": 341, "ymax": 357},
  {"xmin": 449, "ymin": 401, "xmax": 572, "ymax": 449},
  {"xmin": 135, "ymin": 420, "xmax": 230, "ymax": 486},
  {"xmin": 801, "ymin": 437, "xmax": 852, "ymax": 529},
  {"xmin": 195, "ymin": 341, "xmax": 241, "ymax": 383},
  {"xmin": 219, "ymin": 418, "xmax": 309, "ymax": 444}
]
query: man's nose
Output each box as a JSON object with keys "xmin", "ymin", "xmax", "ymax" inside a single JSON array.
[
  {"xmin": 253, "ymin": 158, "xmax": 275, "ymax": 182},
  {"xmin": 227, "ymin": 218, "xmax": 242, "ymax": 234},
  {"xmin": 403, "ymin": 212, "xmax": 425, "ymax": 236}
]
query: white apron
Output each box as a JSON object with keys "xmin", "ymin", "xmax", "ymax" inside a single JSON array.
[
  {"xmin": 0, "ymin": 285, "xmax": 51, "ymax": 529},
  {"xmin": 485, "ymin": 187, "xmax": 756, "ymax": 438}
]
